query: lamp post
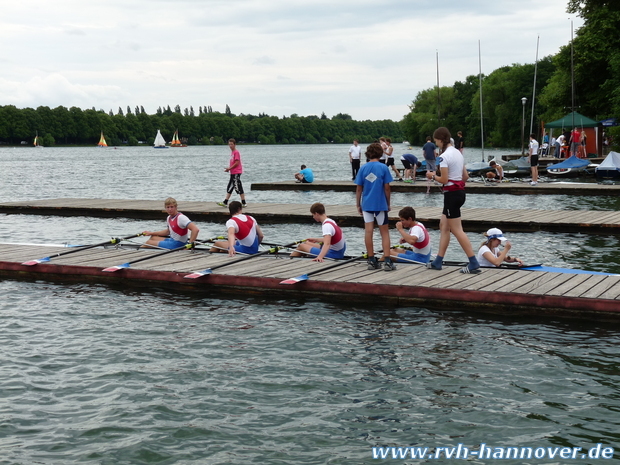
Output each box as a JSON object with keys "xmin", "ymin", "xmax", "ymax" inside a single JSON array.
[{"xmin": 521, "ymin": 97, "xmax": 528, "ymax": 155}]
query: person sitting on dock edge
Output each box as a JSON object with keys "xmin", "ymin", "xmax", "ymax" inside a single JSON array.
[
  {"xmin": 477, "ymin": 228, "xmax": 524, "ymax": 267},
  {"xmin": 210, "ymin": 201, "xmax": 264, "ymax": 256},
  {"xmin": 389, "ymin": 207, "xmax": 431, "ymax": 264},
  {"xmin": 142, "ymin": 197, "xmax": 200, "ymax": 249},
  {"xmin": 294, "ymin": 164, "xmax": 314, "ymax": 183},
  {"xmin": 290, "ymin": 202, "xmax": 346, "ymax": 262},
  {"xmin": 355, "ymin": 142, "xmax": 395, "ymax": 271}
]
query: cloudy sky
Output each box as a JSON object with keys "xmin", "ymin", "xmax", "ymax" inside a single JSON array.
[{"xmin": 1, "ymin": 0, "xmax": 582, "ymax": 121}]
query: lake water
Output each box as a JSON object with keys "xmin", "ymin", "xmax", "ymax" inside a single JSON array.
[{"xmin": 0, "ymin": 145, "xmax": 619, "ymax": 464}]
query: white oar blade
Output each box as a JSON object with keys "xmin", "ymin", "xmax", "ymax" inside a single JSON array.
[
  {"xmin": 184, "ymin": 269, "xmax": 212, "ymax": 279},
  {"xmin": 21, "ymin": 257, "xmax": 50, "ymax": 266},
  {"xmin": 102, "ymin": 263, "xmax": 130, "ymax": 272},
  {"xmin": 279, "ymin": 274, "xmax": 309, "ymax": 285}
]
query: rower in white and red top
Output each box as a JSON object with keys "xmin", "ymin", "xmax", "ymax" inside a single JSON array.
[
  {"xmin": 290, "ymin": 202, "xmax": 347, "ymax": 262},
  {"xmin": 210, "ymin": 201, "xmax": 264, "ymax": 256}
]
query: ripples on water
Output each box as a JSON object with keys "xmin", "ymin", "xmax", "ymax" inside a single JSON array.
[
  {"xmin": 1, "ymin": 145, "xmax": 619, "ymax": 463},
  {"xmin": 0, "ymin": 281, "xmax": 619, "ymax": 464}
]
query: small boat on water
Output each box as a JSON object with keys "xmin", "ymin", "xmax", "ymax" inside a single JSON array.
[
  {"xmin": 170, "ymin": 130, "xmax": 187, "ymax": 147},
  {"xmin": 501, "ymin": 156, "xmax": 533, "ymax": 176},
  {"xmin": 33, "ymin": 132, "xmax": 43, "ymax": 148},
  {"xmin": 546, "ymin": 155, "xmax": 590, "ymax": 176},
  {"xmin": 154, "ymin": 130, "xmax": 169, "ymax": 148},
  {"xmin": 595, "ymin": 151, "xmax": 620, "ymax": 180},
  {"xmin": 97, "ymin": 132, "xmax": 108, "ymax": 147}
]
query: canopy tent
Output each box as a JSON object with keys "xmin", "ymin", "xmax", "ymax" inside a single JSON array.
[{"xmin": 545, "ymin": 111, "xmax": 603, "ymax": 156}]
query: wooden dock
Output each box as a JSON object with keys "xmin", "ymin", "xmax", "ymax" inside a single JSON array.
[
  {"xmin": 2, "ymin": 198, "xmax": 620, "ymax": 234},
  {"xmin": 1, "ymin": 244, "xmax": 619, "ymax": 321},
  {"xmin": 250, "ymin": 180, "xmax": 620, "ymax": 196}
]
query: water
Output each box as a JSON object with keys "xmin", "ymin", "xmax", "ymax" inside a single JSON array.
[{"xmin": 1, "ymin": 145, "xmax": 619, "ymax": 464}]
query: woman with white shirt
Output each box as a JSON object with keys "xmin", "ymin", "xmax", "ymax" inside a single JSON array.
[{"xmin": 477, "ymin": 228, "xmax": 524, "ymax": 267}]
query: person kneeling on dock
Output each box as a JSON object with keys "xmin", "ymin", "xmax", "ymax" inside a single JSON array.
[
  {"xmin": 142, "ymin": 197, "xmax": 200, "ymax": 249},
  {"xmin": 485, "ymin": 161, "xmax": 504, "ymax": 181},
  {"xmin": 290, "ymin": 202, "xmax": 346, "ymax": 262},
  {"xmin": 210, "ymin": 201, "xmax": 264, "ymax": 257},
  {"xmin": 389, "ymin": 207, "xmax": 432, "ymax": 264},
  {"xmin": 477, "ymin": 228, "xmax": 524, "ymax": 267}
]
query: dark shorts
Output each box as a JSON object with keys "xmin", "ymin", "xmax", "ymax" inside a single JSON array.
[
  {"xmin": 226, "ymin": 173, "xmax": 244, "ymax": 195},
  {"xmin": 530, "ymin": 155, "xmax": 539, "ymax": 167},
  {"xmin": 442, "ymin": 190, "xmax": 466, "ymax": 219},
  {"xmin": 386, "ymin": 158, "xmax": 395, "ymax": 166},
  {"xmin": 301, "ymin": 178, "xmax": 310, "ymax": 183},
  {"xmin": 401, "ymin": 159, "xmax": 412, "ymax": 169}
]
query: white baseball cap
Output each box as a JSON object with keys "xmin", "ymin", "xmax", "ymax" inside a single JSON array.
[{"xmin": 485, "ymin": 228, "xmax": 507, "ymax": 242}]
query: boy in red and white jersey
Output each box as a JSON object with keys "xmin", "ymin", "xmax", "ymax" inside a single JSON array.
[
  {"xmin": 142, "ymin": 197, "xmax": 200, "ymax": 249},
  {"xmin": 290, "ymin": 202, "xmax": 346, "ymax": 262},
  {"xmin": 211, "ymin": 201, "xmax": 264, "ymax": 256}
]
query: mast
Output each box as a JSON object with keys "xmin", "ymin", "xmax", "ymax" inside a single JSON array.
[
  {"xmin": 571, "ymin": 20, "xmax": 575, "ymax": 130},
  {"xmin": 478, "ymin": 40, "xmax": 484, "ymax": 162},
  {"xmin": 436, "ymin": 50, "xmax": 441, "ymax": 124},
  {"xmin": 529, "ymin": 35, "xmax": 539, "ymax": 137}
]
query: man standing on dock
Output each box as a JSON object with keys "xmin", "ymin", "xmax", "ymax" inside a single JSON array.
[
  {"xmin": 355, "ymin": 142, "xmax": 395, "ymax": 271},
  {"xmin": 529, "ymin": 134, "xmax": 539, "ymax": 186},
  {"xmin": 349, "ymin": 139, "xmax": 362, "ymax": 181}
]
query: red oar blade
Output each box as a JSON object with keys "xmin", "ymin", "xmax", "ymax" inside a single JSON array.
[
  {"xmin": 21, "ymin": 257, "xmax": 51, "ymax": 266},
  {"xmin": 184, "ymin": 269, "xmax": 213, "ymax": 279},
  {"xmin": 102, "ymin": 263, "xmax": 131, "ymax": 272},
  {"xmin": 279, "ymin": 273, "xmax": 309, "ymax": 285}
]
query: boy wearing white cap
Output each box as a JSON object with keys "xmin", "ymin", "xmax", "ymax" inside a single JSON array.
[{"xmin": 477, "ymin": 228, "xmax": 524, "ymax": 267}]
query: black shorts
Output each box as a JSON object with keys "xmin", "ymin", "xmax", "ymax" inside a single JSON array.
[
  {"xmin": 226, "ymin": 173, "xmax": 244, "ymax": 195},
  {"xmin": 442, "ymin": 190, "xmax": 466, "ymax": 219},
  {"xmin": 530, "ymin": 155, "xmax": 539, "ymax": 167},
  {"xmin": 386, "ymin": 158, "xmax": 395, "ymax": 166},
  {"xmin": 401, "ymin": 159, "xmax": 412, "ymax": 169}
]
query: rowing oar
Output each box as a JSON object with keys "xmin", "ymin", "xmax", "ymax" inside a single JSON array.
[
  {"xmin": 21, "ymin": 234, "xmax": 143, "ymax": 266},
  {"xmin": 101, "ymin": 236, "xmax": 221, "ymax": 272},
  {"xmin": 279, "ymin": 254, "xmax": 367, "ymax": 285},
  {"xmin": 184, "ymin": 240, "xmax": 304, "ymax": 279}
]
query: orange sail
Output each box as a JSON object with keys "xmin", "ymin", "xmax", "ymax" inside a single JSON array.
[{"xmin": 97, "ymin": 132, "xmax": 108, "ymax": 147}]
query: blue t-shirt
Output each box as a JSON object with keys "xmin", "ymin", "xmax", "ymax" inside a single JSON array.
[
  {"xmin": 422, "ymin": 142, "xmax": 436, "ymax": 161},
  {"xmin": 355, "ymin": 161, "xmax": 391, "ymax": 211},
  {"xmin": 300, "ymin": 168, "xmax": 314, "ymax": 183},
  {"xmin": 402, "ymin": 154, "xmax": 418, "ymax": 165}
]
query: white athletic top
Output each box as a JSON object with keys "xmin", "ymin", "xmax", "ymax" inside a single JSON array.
[
  {"xmin": 408, "ymin": 223, "xmax": 431, "ymax": 255},
  {"xmin": 349, "ymin": 145, "xmax": 362, "ymax": 160},
  {"xmin": 477, "ymin": 245, "xmax": 500, "ymax": 267},
  {"xmin": 438, "ymin": 146, "xmax": 464, "ymax": 185},
  {"xmin": 225, "ymin": 214, "xmax": 258, "ymax": 247}
]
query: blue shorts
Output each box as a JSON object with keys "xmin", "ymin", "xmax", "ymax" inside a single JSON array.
[
  {"xmin": 309, "ymin": 246, "xmax": 346, "ymax": 260},
  {"xmin": 158, "ymin": 238, "xmax": 186, "ymax": 249},
  {"xmin": 362, "ymin": 211, "xmax": 389, "ymax": 226},
  {"xmin": 235, "ymin": 236, "xmax": 259, "ymax": 254},
  {"xmin": 396, "ymin": 250, "xmax": 431, "ymax": 264}
]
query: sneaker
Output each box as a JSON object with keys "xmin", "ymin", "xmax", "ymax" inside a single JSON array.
[
  {"xmin": 383, "ymin": 258, "xmax": 396, "ymax": 271},
  {"xmin": 397, "ymin": 178, "xmax": 404, "ymax": 182},
  {"xmin": 460, "ymin": 266, "xmax": 481, "ymax": 274},
  {"xmin": 367, "ymin": 256, "xmax": 382, "ymax": 270},
  {"xmin": 242, "ymin": 202, "xmax": 247, "ymax": 207},
  {"xmin": 217, "ymin": 202, "xmax": 227, "ymax": 207},
  {"xmin": 530, "ymin": 181, "xmax": 538, "ymax": 186}
]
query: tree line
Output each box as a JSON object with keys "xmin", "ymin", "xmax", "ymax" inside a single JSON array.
[
  {"xmin": 403, "ymin": 0, "xmax": 620, "ymax": 150},
  {"xmin": 0, "ymin": 104, "xmax": 403, "ymax": 147}
]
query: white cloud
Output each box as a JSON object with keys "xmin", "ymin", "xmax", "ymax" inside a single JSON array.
[{"xmin": 0, "ymin": 0, "xmax": 582, "ymax": 120}]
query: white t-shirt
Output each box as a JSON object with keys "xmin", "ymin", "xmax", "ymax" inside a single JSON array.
[
  {"xmin": 349, "ymin": 145, "xmax": 362, "ymax": 160},
  {"xmin": 438, "ymin": 146, "xmax": 464, "ymax": 185},
  {"xmin": 477, "ymin": 244, "xmax": 500, "ymax": 267},
  {"xmin": 529, "ymin": 139, "xmax": 539, "ymax": 155},
  {"xmin": 409, "ymin": 223, "xmax": 430, "ymax": 255}
]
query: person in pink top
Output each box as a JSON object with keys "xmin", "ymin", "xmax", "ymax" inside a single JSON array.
[{"xmin": 218, "ymin": 139, "xmax": 247, "ymax": 208}]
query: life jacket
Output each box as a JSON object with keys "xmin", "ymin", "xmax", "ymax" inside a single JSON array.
[
  {"xmin": 168, "ymin": 213, "xmax": 188, "ymax": 236},
  {"xmin": 323, "ymin": 219, "xmax": 343, "ymax": 245},
  {"xmin": 230, "ymin": 215, "xmax": 255, "ymax": 240},
  {"xmin": 442, "ymin": 180, "xmax": 466, "ymax": 192},
  {"xmin": 411, "ymin": 223, "xmax": 430, "ymax": 250}
]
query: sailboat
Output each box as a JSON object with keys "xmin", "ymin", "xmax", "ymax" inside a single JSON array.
[
  {"xmin": 33, "ymin": 132, "xmax": 44, "ymax": 148},
  {"xmin": 154, "ymin": 129, "xmax": 169, "ymax": 148},
  {"xmin": 170, "ymin": 129, "xmax": 186, "ymax": 147},
  {"xmin": 97, "ymin": 132, "xmax": 108, "ymax": 147}
]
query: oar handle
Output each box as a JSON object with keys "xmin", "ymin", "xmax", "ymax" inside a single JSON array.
[{"xmin": 207, "ymin": 241, "xmax": 302, "ymax": 272}]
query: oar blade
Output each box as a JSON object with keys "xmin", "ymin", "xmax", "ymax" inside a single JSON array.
[
  {"xmin": 279, "ymin": 274, "xmax": 309, "ymax": 285},
  {"xmin": 102, "ymin": 263, "xmax": 131, "ymax": 272},
  {"xmin": 184, "ymin": 269, "xmax": 213, "ymax": 279},
  {"xmin": 22, "ymin": 257, "xmax": 52, "ymax": 266}
]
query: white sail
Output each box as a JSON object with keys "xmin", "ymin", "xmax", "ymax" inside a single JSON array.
[{"xmin": 154, "ymin": 129, "xmax": 167, "ymax": 147}]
